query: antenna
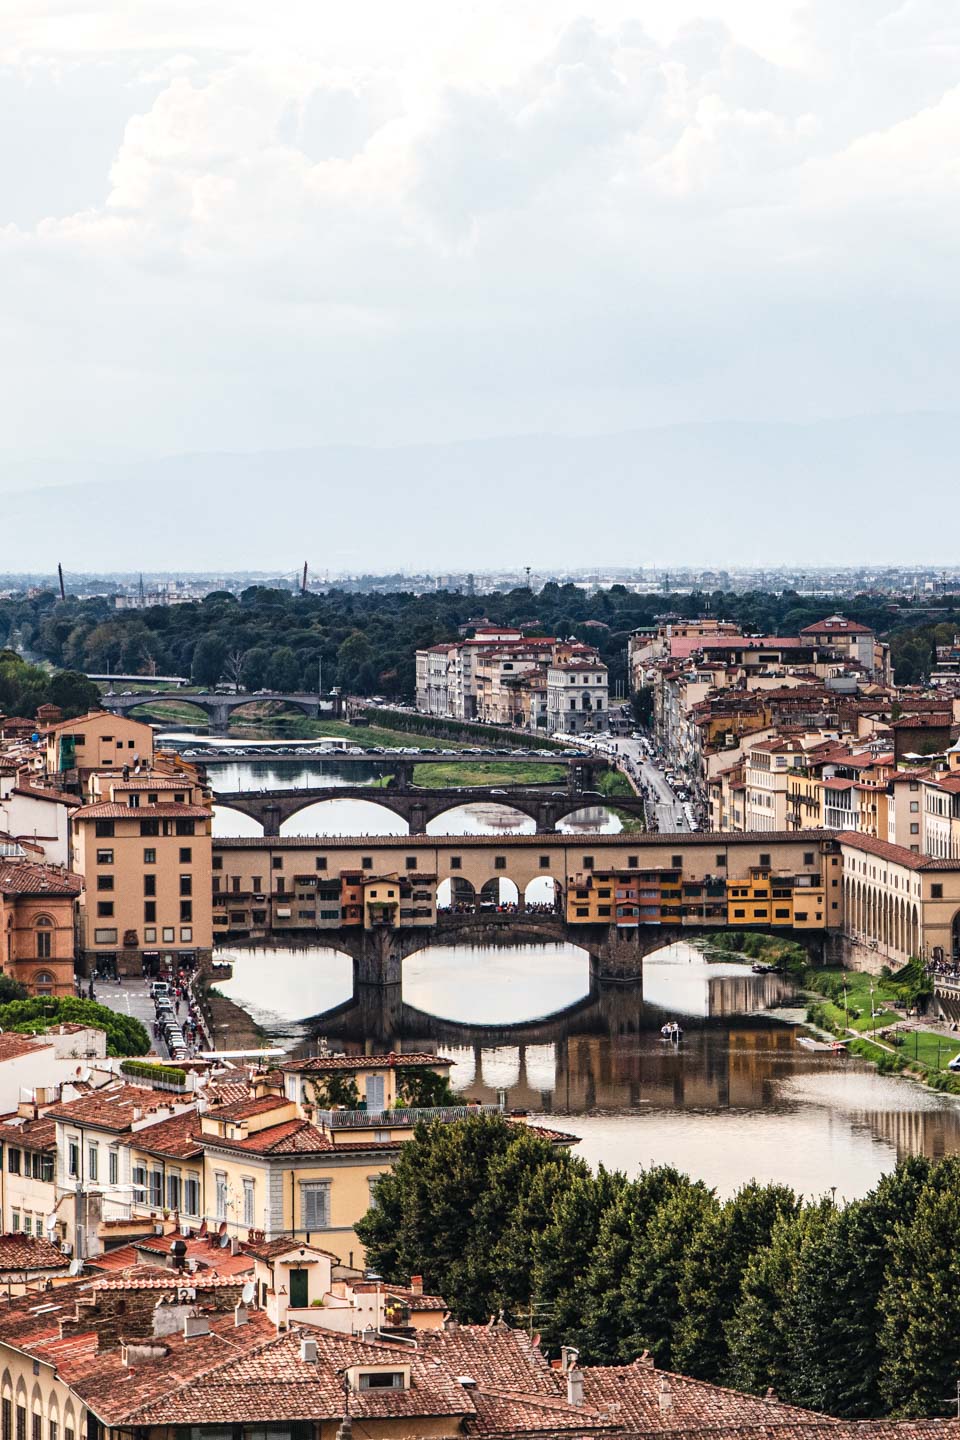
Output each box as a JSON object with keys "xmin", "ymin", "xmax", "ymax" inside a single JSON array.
[{"xmin": 241, "ymin": 1281, "xmax": 256, "ymax": 1306}]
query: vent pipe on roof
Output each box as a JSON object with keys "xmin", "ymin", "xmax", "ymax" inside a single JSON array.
[
  {"xmin": 658, "ymin": 1378, "xmax": 673, "ymax": 1414},
  {"xmin": 567, "ymin": 1369, "xmax": 584, "ymax": 1407}
]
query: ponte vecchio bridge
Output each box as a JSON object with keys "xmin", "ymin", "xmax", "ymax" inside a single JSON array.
[{"xmin": 212, "ymin": 830, "xmax": 846, "ymax": 985}]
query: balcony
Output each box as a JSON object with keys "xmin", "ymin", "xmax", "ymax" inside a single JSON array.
[{"xmin": 314, "ymin": 1103, "xmax": 504, "ymax": 1130}]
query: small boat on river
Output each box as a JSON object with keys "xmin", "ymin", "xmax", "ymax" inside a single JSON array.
[{"xmin": 660, "ymin": 1021, "xmax": 684, "ymax": 1042}]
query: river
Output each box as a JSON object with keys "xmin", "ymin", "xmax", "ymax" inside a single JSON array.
[{"xmin": 212, "ymin": 935, "xmax": 960, "ymax": 1200}]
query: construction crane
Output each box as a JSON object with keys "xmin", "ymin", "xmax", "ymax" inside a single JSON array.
[
  {"xmin": 301, "ymin": 562, "xmax": 309, "ymax": 595},
  {"xmin": 57, "ymin": 563, "xmax": 65, "ymax": 601}
]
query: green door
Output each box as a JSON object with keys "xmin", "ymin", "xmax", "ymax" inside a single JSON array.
[{"xmin": 289, "ymin": 1267, "xmax": 309, "ymax": 1309}]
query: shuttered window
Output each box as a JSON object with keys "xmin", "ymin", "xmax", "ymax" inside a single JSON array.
[{"xmin": 300, "ymin": 1182, "xmax": 330, "ymax": 1231}]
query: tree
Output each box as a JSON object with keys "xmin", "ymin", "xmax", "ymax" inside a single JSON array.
[
  {"xmin": 267, "ymin": 646, "xmax": 300, "ymax": 691},
  {"xmin": 725, "ymin": 1199, "xmax": 836, "ymax": 1401},
  {"xmin": 578, "ymin": 1167, "xmax": 687, "ymax": 1363},
  {"xmin": 190, "ymin": 634, "xmax": 227, "ymax": 686},
  {"xmin": 531, "ymin": 1165, "xmax": 626, "ymax": 1354},
  {"xmin": 0, "ymin": 976, "xmax": 27, "ymax": 1004},
  {"xmin": 618, "ymin": 1177, "xmax": 718, "ymax": 1367},
  {"xmin": 47, "ymin": 669, "xmax": 102, "ymax": 718},
  {"xmin": 240, "ymin": 646, "xmax": 272, "ymax": 691},
  {"xmin": 673, "ymin": 1181, "xmax": 798, "ymax": 1383},
  {"xmin": 336, "ymin": 630, "xmax": 374, "ymax": 692},
  {"xmin": 395, "ymin": 1068, "xmax": 458, "ymax": 1108},
  {"xmin": 0, "ymin": 996, "xmax": 149, "ymax": 1056},
  {"xmin": 355, "ymin": 1113, "xmax": 582, "ymax": 1322},
  {"xmin": 879, "ymin": 1157, "xmax": 960, "ymax": 1416}
]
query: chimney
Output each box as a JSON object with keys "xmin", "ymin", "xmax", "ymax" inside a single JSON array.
[
  {"xmin": 560, "ymin": 1346, "xmax": 579, "ymax": 1374},
  {"xmin": 183, "ymin": 1315, "xmax": 210, "ymax": 1340},
  {"xmin": 658, "ymin": 1378, "xmax": 673, "ymax": 1415},
  {"xmin": 410, "ymin": 1275, "xmax": 423, "ymax": 1296},
  {"xmin": 566, "ymin": 1369, "xmax": 584, "ymax": 1407},
  {"xmin": 234, "ymin": 1305, "xmax": 248, "ymax": 1328},
  {"xmin": 300, "ymin": 1337, "xmax": 318, "ymax": 1364}
]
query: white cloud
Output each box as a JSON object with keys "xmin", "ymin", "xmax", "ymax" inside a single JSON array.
[{"xmin": 0, "ymin": 0, "xmax": 958, "ymax": 462}]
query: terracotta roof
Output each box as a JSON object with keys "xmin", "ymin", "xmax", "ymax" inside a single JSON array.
[
  {"xmin": 839, "ymin": 833, "xmax": 925, "ymax": 870},
  {"xmin": 45, "ymin": 1086, "xmax": 191, "ymax": 1133},
  {"xmin": 125, "ymin": 1327, "xmax": 475, "ymax": 1428},
  {"xmin": 119, "ymin": 1108, "xmax": 203, "ymax": 1159},
  {"xmin": 0, "ymin": 861, "xmax": 82, "ymax": 897},
  {"xmin": 202, "ymin": 1118, "xmax": 334, "ymax": 1155},
  {"xmin": 244, "ymin": 1238, "xmax": 339, "ymax": 1263},
  {"xmin": 282, "ymin": 1052, "xmax": 453, "ymax": 1073},
  {"xmin": 801, "ymin": 617, "xmax": 874, "ymax": 636},
  {"xmin": 206, "ymin": 1095, "xmax": 291, "ymax": 1121},
  {"xmin": 72, "ymin": 802, "xmax": 210, "ymax": 819},
  {"xmin": 0, "ymin": 1233, "xmax": 69, "ymax": 1271},
  {"xmin": 87, "ymin": 1236, "xmax": 254, "ymax": 1277},
  {"xmin": 580, "ymin": 1361, "xmax": 823, "ymax": 1431},
  {"xmin": 0, "ymin": 1114, "xmax": 57, "ymax": 1150},
  {"xmin": 0, "ymin": 1033, "xmax": 51, "ymax": 1061}
]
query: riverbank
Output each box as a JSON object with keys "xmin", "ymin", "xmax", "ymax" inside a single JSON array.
[{"xmin": 203, "ymin": 984, "xmax": 267, "ymax": 1050}]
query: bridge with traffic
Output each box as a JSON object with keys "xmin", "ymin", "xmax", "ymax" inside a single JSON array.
[
  {"xmin": 213, "ymin": 781, "xmax": 644, "ymax": 834},
  {"xmin": 100, "ymin": 689, "xmax": 338, "ymax": 731}
]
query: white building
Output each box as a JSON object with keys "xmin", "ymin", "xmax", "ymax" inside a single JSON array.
[{"xmin": 546, "ymin": 661, "xmax": 609, "ymax": 736}]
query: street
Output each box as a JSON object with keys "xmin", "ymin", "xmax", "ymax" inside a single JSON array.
[{"xmin": 88, "ymin": 974, "xmax": 173, "ymax": 1059}]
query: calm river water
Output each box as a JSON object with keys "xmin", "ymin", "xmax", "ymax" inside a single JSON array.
[{"xmin": 214, "ymin": 936, "xmax": 960, "ymax": 1200}]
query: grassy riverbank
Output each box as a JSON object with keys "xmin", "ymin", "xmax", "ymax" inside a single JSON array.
[{"xmin": 411, "ymin": 761, "xmax": 567, "ymax": 786}]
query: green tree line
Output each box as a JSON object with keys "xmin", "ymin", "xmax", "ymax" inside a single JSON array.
[
  {"xmin": 4, "ymin": 585, "xmax": 956, "ymax": 701},
  {"xmin": 356, "ymin": 1113, "xmax": 960, "ymax": 1420},
  {"xmin": 0, "ymin": 650, "xmax": 101, "ymax": 720}
]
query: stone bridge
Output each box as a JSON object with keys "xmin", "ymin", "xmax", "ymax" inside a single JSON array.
[
  {"xmin": 101, "ymin": 690, "xmax": 334, "ymax": 731},
  {"xmin": 214, "ymin": 784, "xmax": 644, "ymax": 834}
]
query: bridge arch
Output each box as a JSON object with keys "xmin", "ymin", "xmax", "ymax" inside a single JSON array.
[
  {"xmin": 437, "ymin": 877, "xmax": 478, "ymax": 911},
  {"xmin": 212, "ymin": 804, "xmax": 265, "ymax": 838},
  {"xmin": 426, "ymin": 802, "xmax": 537, "ymax": 836},
  {"xmin": 524, "ymin": 874, "xmax": 562, "ymax": 911},
  {"xmin": 280, "ymin": 798, "xmax": 410, "ymax": 837},
  {"xmin": 554, "ymin": 803, "xmax": 622, "ymax": 833},
  {"xmin": 480, "ymin": 876, "xmax": 520, "ymax": 908}
]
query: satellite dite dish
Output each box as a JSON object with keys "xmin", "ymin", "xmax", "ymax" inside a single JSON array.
[
  {"xmin": 68, "ymin": 1258, "xmax": 84, "ymax": 1277},
  {"xmin": 241, "ymin": 1282, "xmax": 255, "ymax": 1306},
  {"xmin": 44, "ymin": 1214, "xmax": 57, "ymax": 1235}
]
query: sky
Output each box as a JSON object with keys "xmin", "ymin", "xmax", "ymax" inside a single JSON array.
[{"xmin": 1, "ymin": 1, "xmax": 958, "ymax": 552}]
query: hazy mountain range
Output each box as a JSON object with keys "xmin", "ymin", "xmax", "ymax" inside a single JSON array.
[{"xmin": 2, "ymin": 413, "xmax": 955, "ymax": 573}]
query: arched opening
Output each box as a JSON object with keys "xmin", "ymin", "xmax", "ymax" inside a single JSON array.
[
  {"xmin": 280, "ymin": 799, "xmax": 409, "ymax": 837},
  {"xmin": 34, "ymin": 915, "xmax": 53, "ymax": 960},
  {"xmin": 32, "ymin": 971, "xmax": 55, "ymax": 995},
  {"xmin": 401, "ymin": 940, "xmax": 591, "ymax": 1026},
  {"xmin": 212, "ymin": 805, "xmax": 265, "ymax": 838},
  {"xmin": 479, "ymin": 877, "xmax": 520, "ymax": 910},
  {"xmin": 556, "ymin": 806, "xmax": 622, "ymax": 834},
  {"xmin": 128, "ymin": 698, "xmax": 211, "ymax": 728},
  {"xmin": 437, "ymin": 878, "xmax": 477, "ymax": 912},
  {"xmin": 228, "ymin": 699, "xmax": 312, "ymax": 734},
  {"xmin": 426, "ymin": 804, "xmax": 536, "ymax": 837},
  {"xmin": 524, "ymin": 876, "xmax": 562, "ymax": 914}
]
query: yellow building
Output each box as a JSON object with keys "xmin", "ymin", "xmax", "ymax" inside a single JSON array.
[
  {"xmin": 43, "ymin": 709, "xmax": 155, "ymax": 785},
  {"xmin": 70, "ymin": 772, "xmax": 213, "ymax": 976}
]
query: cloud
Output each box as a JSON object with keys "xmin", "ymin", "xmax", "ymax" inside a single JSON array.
[{"xmin": 0, "ymin": 0, "xmax": 958, "ymax": 463}]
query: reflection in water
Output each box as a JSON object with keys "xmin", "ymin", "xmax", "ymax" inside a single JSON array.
[
  {"xmin": 217, "ymin": 943, "xmax": 353, "ymax": 1040},
  {"xmin": 213, "ymin": 934, "xmax": 960, "ymax": 1200},
  {"xmin": 426, "ymin": 804, "xmax": 536, "ymax": 836},
  {"xmin": 205, "ymin": 760, "xmax": 391, "ymax": 793},
  {"xmin": 556, "ymin": 806, "xmax": 622, "ymax": 834},
  {"xmin": 403, "ymin": 942, "xmax": 591, "ymax": 1025}
]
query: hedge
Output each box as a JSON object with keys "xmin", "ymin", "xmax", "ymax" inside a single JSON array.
[{"xmin": 120, "ymin": 1058, "xmax": 188, "ymax": 1087}]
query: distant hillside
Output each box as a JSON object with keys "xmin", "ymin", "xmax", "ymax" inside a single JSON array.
[{"xmin": 2, "ymin": 413, "xmax": 957, "ymax": 570}]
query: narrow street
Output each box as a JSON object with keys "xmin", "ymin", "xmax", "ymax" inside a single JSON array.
[
  {"xmin": 608, "ymin": 735, "xmax": 692, "ymax": 833},
  {"xmin": 88, "ymin": 974, "xmax": 172, "ymax": 1059}
]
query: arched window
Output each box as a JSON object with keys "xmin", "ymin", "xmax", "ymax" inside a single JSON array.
[
  {"xmin": 32, "ymin": 973, "xmax": 54, "ymax": 995},
  {"xmin": 34, "ymin": 917, "xmax": 53, "ymax": 961}
]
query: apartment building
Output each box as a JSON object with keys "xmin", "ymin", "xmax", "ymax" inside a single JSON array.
[
  {"xmin": 415, "ymin": 630, "xmax": 608, "ymax": 733},
  {"xmin": 70, "ymin": 772, "xmax": 213, "ymax": 976},
  {"xmin": 0, "ymin": 856, "xmax": 82, "ymax": 995},
  {"xmin": 44, "ymin": 710, "xmax": 155, "ymax": 786}
]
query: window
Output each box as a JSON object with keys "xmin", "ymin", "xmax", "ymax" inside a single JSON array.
[
  {"xmin": 910, "ymin": 823, "xmax": 920, "ymax": 835},
  {"xmin": 271, "ymin": 857, "xmax": 282, "ymax": 871},
  {"xmin": 143, "ymin": 847, "xmax": 157, "ymax": 865},
  {"xmin": 450, "ymin": 856, "xmax": 462, "ymax": 869},
  {"xmin": 143, "ymin": 874, "xmax": 157, "ymax": 898},
  {"xmin": 10, "ymin": 1213, "xmax": 18, "ymax": 1232},
  {"xmin": 180, "ymin": 875, "xmax": 192, "ymax": 896},
  {"xmin": 7, "ymin": 1147, "xmax": 20, "ymax": 1175},
  {"xmin": 96, "ymin": 875, "xmax": 114, "ymax": 891},
  {"xmin": 16, "ymin": 1405, "xmax": 24, "ymax": 1440},
  {"xmin": 127, "ymin": 794, "xmax": 141, "ymax": 808},
  {"xmin": 144, "ymin": 902, "xmax": 156, "ymax": 923},
  {"xmin": 162, "ymin": 927, "xmax": 175, "ymax": 943},
  {"xmin": 50, "ymin": 1422, "xmax": 57, "ymax": 1440},
  {"xmin": 149, "ymin": 1170, "xmax": 163, "ymax": 1207},
  {"xmin": 167, "ymin": 1173, "xmax": 181, "ymax": 1211},
  {"xmin": 538, "ymin": 855, "xmax": 550, "ymax": 869},
  {"xmin": 358, "ymin": 1372, "xmax": 405, "ymax": 1391},
  {"xmin": 109, "ymin": 1149, "xmax": 119, "ymax": 1186},
  {"xmin": 628, "ymin": 855, "xmax": 638, "ymax": 868},
  {"xmin": 88, "ymin": 1144, "xmax": 98, "ymax": 1182},
  {"xmin": 362, "ymin": 856, "xmax": 373, "ymax": 870},
  {"xmin": 94, "ymin": 928, "xmax": 117, "ymax": 944},
  {"xmin": 242, "ymin": 1177, "xmax": 255, "ymax": 1227},
  {"xmin": 300, "ymin": 1180, "xmax": 331, "ymax": 1231},
  {"xmin": 404, "ymin": 857, "xmax": 417, "ymax": 870},
  {"xmin": 910, "ymin": 801, "xmax": 920, "ymax": 813},
  {"xmin": 94, "ymin": 821, "xmax": 115, "ymax": 837},
  {"xmin": 180, "ymin": 927, "xmax": 193, "ymax": 942},
  {"xmin": 140, "ymin": 819, "xmax": 160, "ymax": 837},
  {"xmin": 495, "ymin": 856, "xmax": 507, "ymax": 870},
  {"xmin": 36, "ymin": 924, "xmax": 52, "ymax": 960},
  {"xmin": 96, "ymin": 849, "xmax": 114, "ymax": 865},
  {"xmin": 68, "ymin": 1140, "xmax": 79, "ymax": 1178},
  {"xmin": 213, "ymin": 855, "xmax": 223, "ymax": 870},
  {"xmin": 97, "ymin": 901, "xmax": 114, "ymax": 917},
  {"xmin": 803, "ymin": 852, "xmax": 814, "ymax": 865},
  {"xmin": 671, "ymin": 855, "xmax": 682, "ymax": 868},
  {"xmin": 175, "ymin": 820, "xmax": 196, "ymax": 836},
  {"xmin": 315, "ymin": 856, "xmax": 327, "ymax": 871},
  {"xmin": 179, "ymin": 899, "xmax": 192, "ymax": 923},
  {"xmin": 184, "ymin": 1176, "xmax": 200, "ymax": 1216},
  {"xmin": 1, "ymin": 1399, "xmax": 9, "ymax": 1440},
  {"xmin": 215, "ymin": 1171, "xmax": 228, "ymax": 1220},
  {"xmin": 932, "ymin": 884, "xmax": 944, "ymax": 899},
  {"xmin": 759, "ymin": 853, "xmax": 771, "ymax": 866},
  {"xmin": 144, "ymin": 928, "xmax": 157, "ymax": 943},
  {"xmin": 32, "ymin": 1414, "xmax": 40, "ymax": 1440}
]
